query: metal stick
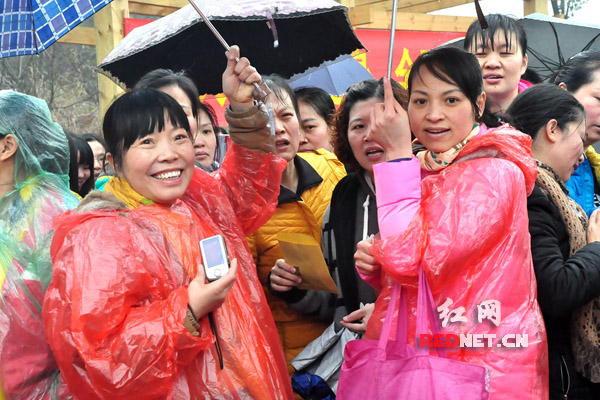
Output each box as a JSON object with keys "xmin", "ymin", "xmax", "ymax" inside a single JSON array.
[
  {"xmin": 387, "ymin": 0, "xmax": 399, "ymax": 79},
  {"xmin": 186, "ymin": 0, "xmax": 268, "ymax": 100}
]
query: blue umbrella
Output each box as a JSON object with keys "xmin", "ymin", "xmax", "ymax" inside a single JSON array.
[
  {"xmin": 288, "ymin": 54, "xmax": 373, "ymax": 96},
  {"xmin": 0, "ymin": 0, "xmax": 112, "ymax": 58}
]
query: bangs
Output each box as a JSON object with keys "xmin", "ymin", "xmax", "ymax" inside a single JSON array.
[
  {"xmin": 103, "ymin": 89, "xmax": 191, "ymax": 168},
  {"xmin": 465, "ymin": 14, "xmax": 526, "ymax": 56}
]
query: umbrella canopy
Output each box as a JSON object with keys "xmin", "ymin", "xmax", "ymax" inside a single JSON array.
[
  {"xmin": 441, "ymin": 13, "xmax": 600, "ymax": 80},
  {"xmin": 288, "ymin": 54, "xmax": 373, "ymax": 96},
  {"xmin": 0, "ymin": 0, "xmax": 112, "ymax": 58},
  {"xmin": 99, "ymin": 0, "xmax": 364, "ymax": 95}
]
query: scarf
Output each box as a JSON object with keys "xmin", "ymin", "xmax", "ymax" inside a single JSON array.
[
  {"xmin": 103, "ymin": 177, "xmax": 154, "ymax": 210},
  {"xmin": 537, "ymin": 161, "xmax": 600, "ymax": 382},
  {"xmin": 412, "ymin": 124, "xmax": 480, "ymax": 171}
]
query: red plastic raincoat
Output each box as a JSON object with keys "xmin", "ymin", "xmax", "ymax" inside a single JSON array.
[
  {"xmin": 366, "ymin": 126, "xmax": 549, "ymax": 399},
  {"xmin": 43, "ymin": 143, "xmax": 294, "ymax": 399}
]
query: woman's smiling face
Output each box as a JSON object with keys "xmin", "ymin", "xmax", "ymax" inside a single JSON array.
[
  {"xmin": 119, "ymin": 118, "xmax": 195, "ymax": 204},
  {"xmin": 408, "ymin": 66, "xmax": 484, "ymax": 153}
]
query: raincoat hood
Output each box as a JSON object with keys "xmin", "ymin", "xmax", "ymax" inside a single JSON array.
[{"xmin": 0, "ymin": 90, "xmax": 70, "ymax": 189}]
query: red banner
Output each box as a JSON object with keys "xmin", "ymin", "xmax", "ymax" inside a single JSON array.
[{"xmin": 123, "ymin": 19, "xmax": 464, "ymax": 126}]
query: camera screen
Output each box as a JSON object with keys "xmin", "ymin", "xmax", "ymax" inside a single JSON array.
[{"xmin": 203, "ymin": 237, "xmax": 224, "ymax": 267}]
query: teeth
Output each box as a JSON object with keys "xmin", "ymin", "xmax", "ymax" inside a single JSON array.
[
  {"xmin": 366, "ymin": 150, "xmax": 383, "ymax": 156},
  {"xmin": 154, "ymin": 170, "xmax": 182, "ymax": 180}
]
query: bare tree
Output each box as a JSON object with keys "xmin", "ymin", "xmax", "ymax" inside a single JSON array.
[
  {"xmin": 0, "ymin": 44, "xmax": 100, "ymax": 134},
  {"xmin": 551, "ymin": 0, "xmax": 590, "ymax": 19}
]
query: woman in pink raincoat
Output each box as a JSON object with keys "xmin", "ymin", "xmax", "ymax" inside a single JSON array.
[
  {"xmin": 353, "ymin": 47, "xmax": 548, "ymax": 399},
  {"xmin": 42, "ymin": 47, "xmax": 294, "ymax": 400}
]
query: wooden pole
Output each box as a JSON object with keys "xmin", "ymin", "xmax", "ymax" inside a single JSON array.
[
  {"xmin": 94, "ymin": 0, "xmax": 129, "ymax": 121},
  {"xmin": 524, "ymin": 0, "xmax": 548, "ymax": 15}
]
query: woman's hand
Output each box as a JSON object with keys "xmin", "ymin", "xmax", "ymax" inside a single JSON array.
[
  {"xmin": 369, "ymin": 77, "xmax": 412, "ymax": 160},
  {"xmin": 588, "ymin": 209, "xmax": 600, "ymax": 243},
  {"xmin": 270, "ymin": 259, "xmax": 302, "ymax": 292},
  {"xmin": 355, "ymin": 238, "xmax": 381, "ymax": 276},
  {"xmin": 340, "ymin": 303, "xmax": 374, "ymax": 333},
  {"xmin": 222, "ymin": 45, "xmax": 262, "ymax": 111},
  {"xmin": 187, "ymin": 258, "xmax": 238, "ymax": 319}
]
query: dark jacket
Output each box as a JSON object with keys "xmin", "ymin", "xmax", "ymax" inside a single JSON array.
[{"xmin": 528, "ymin": 184, "xmax": 600, "ymax": 399}]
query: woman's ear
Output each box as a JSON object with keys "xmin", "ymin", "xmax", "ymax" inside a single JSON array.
[
  {"xmin": 558, "ymin": 82, "xmax": 568, "ymax": 91},
  {"xmin": 105, "ymin": 153, "xmax": 117, "ymax": 174},
  {"xmin": 0, "ymin": 134, "xmax": 18, "ymax": 162},
  {"xmin": 520, "ymin": 54, "xmax": 529, "ymax": 76},
  {"xmin": 544, "ymin": 119, "xmax": 559, "ymax": 143},
  {"xmin": 477, "ymin": 92, "xmax": 487, "ymax": 118}
]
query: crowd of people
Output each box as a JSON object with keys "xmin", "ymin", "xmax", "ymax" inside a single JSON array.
[{"xmin": 2, "ymin": 12, "xmax": 600, "ymax": 400}]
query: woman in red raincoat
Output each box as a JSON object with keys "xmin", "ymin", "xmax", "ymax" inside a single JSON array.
[
  {"xmin": 42, "ymin": 47, "xmax": 294, "ymax": 399},
  {"xmin": 353, "ymin": 47, "xmax": 548, "ymax": 399}
]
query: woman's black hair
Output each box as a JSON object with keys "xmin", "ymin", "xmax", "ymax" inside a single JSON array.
[
  {"xmin": 102, "ymin": 89, "xmax": 191, "ymax": 171},
  {"xmin": 262, "ymin": 74, "xmax": 300, "ymax": 117},
  {"xmin": 134, "ymin": 69, "xmax": 200, "ymax": 119},
  {"xmin": 553, "ymin": 50, "xmax": 600, "ymax": 93},
  {"xmin": 80, "ymin": 133, "xmax": 107, "ymax": 150},
  {"xmin": 333, "ymin": 78, "xmax": 408, "ymax": 172},
  {"xmin": 464, "ymin": 14, "xmax": 527, "ymax": 57},
  {"xmin": 294, "ymin": 86, "xmax": 336, "ymax": 127},
  {"xmin": 506, "ymin": 83, "xmax": 585, "ymax": 140},
  {"xmin": 66, "ymin": 133, "xmax": 95, "ymax": 197},
  {"xmin": 408, "ymin": 47, "xmax": 485, "ymax": 121}
]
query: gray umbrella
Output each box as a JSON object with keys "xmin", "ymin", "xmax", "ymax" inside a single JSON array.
[{"xmin": 99, "ymin": 0, "xmax": 364, "ymax": 95}]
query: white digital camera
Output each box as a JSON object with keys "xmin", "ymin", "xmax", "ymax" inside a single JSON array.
[{"xmin": 199, "ymin": 234, "xmax": 230, "ymax": 281}]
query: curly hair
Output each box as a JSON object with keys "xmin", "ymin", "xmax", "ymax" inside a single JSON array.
[{"xmin": 332, "ymin": 78, "xmax": 408, "ymax": 171}]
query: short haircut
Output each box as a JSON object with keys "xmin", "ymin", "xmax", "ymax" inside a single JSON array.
[
  {"xmin": 507, "ymin": 83, "xmax": 585, "ymax": 140},
  {"xmin": 262, "ymin": 74, "xmax": 300, "ymax": 117},
  {"xmin": 102, "ymin": 89, "xmax": 191, "ymax": 170},
  {"xmin": 553, "ymin": 50, "xmax": 600, "ymax": 94},
  {"xmin": 464, "ymin": 14, "xmax": 527, "ymax": 57},
  {"xmin": 134, "ymin": 69, "xmax": 200, "ymax": 120},
  {"xmin": 409, "ymin": 47, "xmax": 484, "ymax": 122},
  {"xmin": 294, "ymin": 86, "xmax": 336, "ymax": 127},
  {"xmin": 80, "ymin": 133, "xmax": 107, "ymax": 150},
  {"xmin": 333, "ymin": 78, "xmax": 408, "ymax": 172}
]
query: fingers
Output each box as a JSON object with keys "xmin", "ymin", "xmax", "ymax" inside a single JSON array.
[
  {"xmin": 339, "ymin": 319, "xmax": 367, "ymax": 333},
  {"xmin": 224, "ymin": 45, "xmax": 240, "ymax": 76},
  {"xmin": 383, "ymin": 77, "xmax": 395, "ymax": 111},
  {"xmin": 343, "ymin": 307, "xmax": 367, "ymax": 322},
  {"xmin": 270, "ymin": 259, "xmax": 301, "ymax": 292}
]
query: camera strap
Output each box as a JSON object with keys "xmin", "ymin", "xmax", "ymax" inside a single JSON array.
[{"xmin": 208, "ymin": 312, "xmax": 224, "ymax": 369}]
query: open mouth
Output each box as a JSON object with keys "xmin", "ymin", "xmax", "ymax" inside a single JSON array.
[
  {"xmin": 275, "ymin": 138, "xmax": 290, "ymax": 149},
  {"xmin": 152, "ymin": 169, "xmax": 183, "ymax": 180},
  {"xmin": 365, "ymin": 147, "xmax": 384, "ymax": 158}
]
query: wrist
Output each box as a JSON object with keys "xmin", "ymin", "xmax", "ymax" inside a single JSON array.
[
  {"xmin": 385, "ymin": 148, "xmax": 412, "ymax": 161},
  {"xmin": 228, "ymin": 100, "xmax": 255, "ymax": 113}
]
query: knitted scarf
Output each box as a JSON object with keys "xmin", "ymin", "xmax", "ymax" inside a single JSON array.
[{"xmin": 537, "ymin": 161, "xmax": 600, "ymax": 382}]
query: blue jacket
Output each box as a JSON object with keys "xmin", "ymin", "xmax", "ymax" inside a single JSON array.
[{"xmin": 567, "ymin": 147, "xmax": 600, "ymax": 217}]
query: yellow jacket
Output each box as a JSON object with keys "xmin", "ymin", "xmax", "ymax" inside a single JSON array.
[{"xmin": 247, "ymin": 149, "xmax": 346, "ymax": 374}]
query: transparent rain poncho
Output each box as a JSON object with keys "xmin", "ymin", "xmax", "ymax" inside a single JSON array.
[{"xmin": 0, "ymin": 91, "xmax": 79, "ymax": 399}]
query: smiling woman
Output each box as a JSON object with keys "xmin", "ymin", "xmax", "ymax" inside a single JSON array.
[
  {"xmin": 42, "ymin": 47, "xmax": 295, "ymax": 399},
  {"xmin": 352, "ymin": 47, "xmax": 548, "ymax": 399}
]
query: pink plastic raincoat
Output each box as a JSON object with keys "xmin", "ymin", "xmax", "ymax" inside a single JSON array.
[{"xmin": 366, "ymin": 126, "xmax": 549, "ymax": 399}]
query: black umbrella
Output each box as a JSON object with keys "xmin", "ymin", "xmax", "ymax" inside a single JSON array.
[
  {"xmin": 99, "ymin": 0, "xmax": 364, "ymax": 95},
  {"xmin": 441, "ymin": 13, "xmax": 600, "ymax": 80}
]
